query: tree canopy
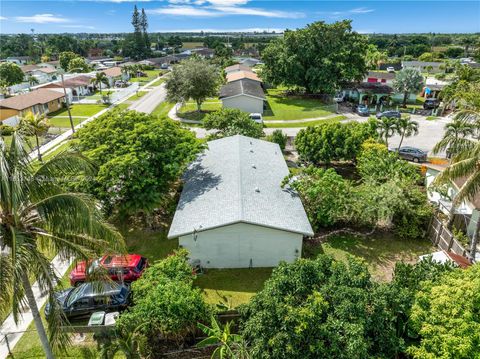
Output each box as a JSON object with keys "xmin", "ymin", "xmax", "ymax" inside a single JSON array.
[
  {"xmin": 76, "ymin": 109, "xmax": 203, "ymax": 217},
  {"xmin": 0, "ymin": 62, "xmax": 24, "ymax": 88},
  {"xmin": 59, "ymin": 51, "xmax": 79, "ymax": 70},
  {"xmin": 261, "ymin": 20, "xmax": 368, "ymax": 94},
  {"xmin": 165, "ymin": 57, "xmax": 221, "ymax": 111},
  {"xmin": 68, "ymin": 57, "xmax": 90, "ymax": 73},
  {"xmin": 392, "ymin": 68, "xmax": 424, "ymax": 107},
  {"xmin": 203, "ymin": 108, "xmax": 264, "ymax": 139}
]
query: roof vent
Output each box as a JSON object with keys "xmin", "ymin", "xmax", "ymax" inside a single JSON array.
[
  {"xmin": 250, "ymin": 149, "xmax": 254, "ymax": 153},
  {"xmin": 255, "ymin": 187, "xmax": 260, "ymax": 193},
  {"xmin": 251, "ymin": 164, "xmax": 256, "ymax": 169},
  {"xmin": 250, "ymin": 141, "xmax": 253, "ymax": 145}
]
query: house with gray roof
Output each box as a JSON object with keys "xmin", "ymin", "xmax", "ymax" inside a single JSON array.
[
  {"xmin": 219, "ymin": 79, "xmax": 265, "ymax": 114},
  {"xmin": 168, "ymin": 135, "xmax": 313, "ymax": 268}
]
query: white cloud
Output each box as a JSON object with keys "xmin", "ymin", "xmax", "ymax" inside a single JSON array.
[
  {"xmin": 150, "ymin": 1, "xmax": 304, "ymax": 19},
  {"xmin": 349, "ymin": 7, "xmax": 375, "ymax": 14},
  {"xmin": 61, "ymin": 25, "xmax": 96, "ymax": 30},
  {"xmin": 15, "ymin": 14, "xmax": 70, "ymax": 24},
  {"xmin": 0, "ymin": 16, "xmax": 7, "ymax": 21},
  {"xmin": 149, "ymin": 6, "xmax": 222, "ymax": 17}
]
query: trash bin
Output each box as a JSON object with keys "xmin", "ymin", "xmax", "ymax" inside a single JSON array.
[{"xmin": 88, "ymin": 311, "xmax": 105, "ymax": 326}]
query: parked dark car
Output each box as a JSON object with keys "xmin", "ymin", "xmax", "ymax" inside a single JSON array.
[
  {"xmin": 69, "ymin": 254, "xmax": 148, "ymax": 286},
  {"xmin": 45, "ymin": 282, "xmax": 131, "ymax": 321},
  {"xmin": 423, "ymin": 98, "xmax": 439, "ymax": 110},
  {"xmin": 356, "ymin": 104, "xmax": 370, "ymax": 116},
  {"xmin": 391, "ymin": 146, "xmax": 428, "ymax": 163},
  {"xmin": 376, "ymin": 110, "xmax": 401, "ymax": 119}
]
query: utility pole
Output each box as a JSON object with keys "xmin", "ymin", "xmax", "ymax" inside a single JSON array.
[{"xmin": 60, "ymin": 72, "xmax": 75, "ymax": 133}]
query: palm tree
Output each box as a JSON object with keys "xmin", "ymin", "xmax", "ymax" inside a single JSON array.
[
  {"xmin": 27, "ymin": 74, "xmax": 39, "ymax": 89},
  {"xmin": 91, "ymin": 72, "xmax": 109, "ymax": 94},
  {"xmin": 396, "ymin": 116, "xmax": 419, "ymax": 150},
  {"xmin": 18, "ymin": 111, "xmax": 50, "ymax": 162},
  {"xmin": 433, "ymin": 118, "xmax": 475, "ymax": 158},
  {"xmin": 393, "ymin": 68, "xmax": 425, "ymax": 108},
  {"xmin": 376, "ymin": 116, "xmax": 398, "ymax": 148},
  {"xmin": 197, "ymin": 316, "xmax": 248, "ymax": 359},
  {"xmin": 0, "ymin": 133, "xmax": 124, "ymax": 358}
]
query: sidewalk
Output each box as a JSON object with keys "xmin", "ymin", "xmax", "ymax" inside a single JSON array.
[{"xmin": 0, "ymin": 255, "xmax": 72, "ymax": 359}]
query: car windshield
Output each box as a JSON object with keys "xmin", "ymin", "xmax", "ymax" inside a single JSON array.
[
  {"xmin": 87, "ymin": 259, "xmax": 101, "ymax": 275},
  {"xmin": 66, "ymin": 285, "xmax": 89, "ymax": 307}
]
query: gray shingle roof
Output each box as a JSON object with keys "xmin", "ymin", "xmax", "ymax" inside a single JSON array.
[
  {"xmin": 168, "ymin": 135, "xmax": 314, "ymax": 238},
  {"xmin": 219, "ymin": 79, "xmax": 265, "ymax": 100}
]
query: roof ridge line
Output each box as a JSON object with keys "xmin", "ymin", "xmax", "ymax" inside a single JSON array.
[{"xmin": 237, "ymin": 135, "xmax": 244, "ymax": 221}]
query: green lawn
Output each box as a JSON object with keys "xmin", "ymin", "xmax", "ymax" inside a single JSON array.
[
  {"xmin": 48, "ymin": 116, "xmax": 84, "ymax": 128},
  {"xmin": 264, "ymin": 115, "xmax": 346, "ymax": 128},
  {"xmin": 48, "ymin": 104, "xmax": 108, "ymax": 118},
  {"xmin": 304, "ymin": 234, "xmax": 435, "ymax": 282},
  {"xmin": 264, "ymin": 88, "xmax": 335, "ymax": 121},
  {"xmin": 177, "ymin": 101, "xmax": 222, "ymax": 122},
  {"xmin": 129, "ymin": 70, "xmax": 165, "ymax": 85},
  {"xmin": 147, "ymin": 77, "xmax": 166, "ymax": 88},
  {"xmin": 126, "ymin": 91, "xmax": 148, "ymax": 102},
  {"xmin": 151, "ymin": 101, "xmax": 174, "ymax": 118}
]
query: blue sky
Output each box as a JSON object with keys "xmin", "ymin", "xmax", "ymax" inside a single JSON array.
[{"xmin": 0, "ymin": 1, "xmax": 479, "ymax": 34}]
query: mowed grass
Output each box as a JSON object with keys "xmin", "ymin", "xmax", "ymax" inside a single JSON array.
[
  {"xmin": 177, "ymin": 101, "xmax": 222, "ymax": 122},
  {"xmin": 182, "ymin": 42, "xmax": 205, "ymax": 49},
  {"xmin": 48, "ymin": 117, "xmax": 84, "ymax": 128},
  {"xmin": 151, "ymin": 101, "xmax": 174, "ymax": 118},
  {"xmin": 48, "ymin": 104, "xmax": 108, "ymax": 118},
  {"xmin": 264, "ymin": 115, "xmax": 346, "ymax": 128},
  {"xmin": 304, "ymin": 234, "xmax": 435, "ymax": 282},
  {"xmin": 264, "ymin": 88, "xmax": 335, "ymax": 121},
  {"xmin": 126, "ymin": 91, "xmax": 148, "ymax": 102},
  {"xmin": 129, "ymin": 70, "xmax": 165, "ymax": 84}
]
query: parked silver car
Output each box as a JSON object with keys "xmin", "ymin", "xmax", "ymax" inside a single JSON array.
[{"xmin": 391, "ymin": 146, "xmax": 428, "ymax": 163}]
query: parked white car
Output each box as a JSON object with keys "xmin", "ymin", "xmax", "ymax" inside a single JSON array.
[
  {"xmin": 333, "ymin": 92, "xmax": 345, "ymax": 102},
  {"xmin": 249, "ymin": 113, "xmax": 263, "ymax": 124},
  {"xmin": 386, "ymin": 66, "xmax": 395, "ymax": 73}
]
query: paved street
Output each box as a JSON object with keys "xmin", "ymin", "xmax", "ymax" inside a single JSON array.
[{"xmin": 128, "ymin": 83, "xmax": 167, "ymax": 114}]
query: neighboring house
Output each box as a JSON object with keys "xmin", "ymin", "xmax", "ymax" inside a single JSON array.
[
  {"xmin": 224, "ymin": 64, "xmax": 252, "ymax": 74},
  {"xmin": 20, "ymin": 64, "xmax": 41, "ymax": 74},
  {"xmin": 40, "ymin": 75, "xmax": 94, "ymax": 101},
  {"xmin": 226, "ymin": 70, "xmax": 262, "ymax": 84},
  {"xmin": 101, "ymin": 67, "xmax": 128, "ymax": 86},
  {"xmin": 191, "ymin": 48, "xmax": 215, "ymax": 58},
  {"xmin": 220, "ymin": 79, "xmax": 266, "ymax": 114},
  {"xmin": 402, "ymin": 61, "xmax": 444, "ymax": 73},
  {"xmin": 5, "ymin": 56, "xmax": 31, "ymax": 65},
  {"xmin": 424, "ymin": 77, "xmax": 450, "ymax": 99},
  {"xmin": 40, "ymin": 60, "xmax": 60, "ymax": 69},
  {"xmin": 168, "ymin": 135, "xmax": 314, "ymax": 268},
  {"xmin": 137, "ymin": 60, "xmax": 155, "ymax": 67},
  {"xmin": 239, "ymin": 58, "xmax": 262, "ymax": 67},
  {"xmin": 419, "ymin": 250, "xmax": 471, "ymax": 268},
  {"xmin": 0, "ymin": 89, "xmax": 65, "ymax": 126},
  {"xmin": 425, "ymin": 163, "xmax": 480, "ymax": 240},
  {"xmin": 146, "ymin": 56, "xmax": 180, "ymax": 68},
  {"xmin": 364, "ymin": 71, "xmax": 396, "ymax": 85},
  {"xmin": 343, "ymin": 82, "xmax": 394, "ymax": 106},
  {"xmin": 30, "ymin": 67, "xmax": 58, "ymax": 83}
]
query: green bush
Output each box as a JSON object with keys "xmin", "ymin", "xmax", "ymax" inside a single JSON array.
[
  {"xmin": 0, "ymin": 124, "xmax": 15, "ymax": 136},
  {"xmin": 266, "ymin": 129, "xmax": 288, "ymax": 150}
]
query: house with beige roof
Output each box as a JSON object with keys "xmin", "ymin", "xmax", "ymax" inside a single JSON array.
[
  {"xmin": 224, "ymin": 64, "xmax": 253, "ymax": 74},
  {"xmin": 101, "ymin": 67, "xmax": 128, "ymax": 87},
  {"xmin": 226, "ymin": 70, "xmax": 262, "ymax": 84},
  {"xmin": 0, "ymin": 89, "xmax": 65, "ymax": 126},
  {"xmin": 39, "ymin": 75, "xmax": 94, "ymax": 101}
]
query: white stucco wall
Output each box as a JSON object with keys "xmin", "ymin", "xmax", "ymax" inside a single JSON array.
[
  {"xmin": 222, "ymin": 95, "xmax": 264, "ymax": 114},
  {"xmin": 178, "ymin": 222, "xmax": 303, "ymax": 268}
]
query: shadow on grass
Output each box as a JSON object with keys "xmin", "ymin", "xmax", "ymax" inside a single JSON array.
[{"xmin": 194, "ymin": 268, "xmax": 272, "ymax": 293}]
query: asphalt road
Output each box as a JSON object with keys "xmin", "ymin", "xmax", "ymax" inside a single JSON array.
[{"xmin": 128, "ymin": 83, "xmax": 167, "ymax": 113}]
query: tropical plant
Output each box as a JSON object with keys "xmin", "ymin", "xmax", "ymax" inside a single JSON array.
[
  {"xmin": 432, "ymin": 118, "xmax": 475, "ymax": 157},
  {"xmin": 197, "ymin": 316, "xmax": 247, "ymax": 359},
  {"xmin": 59, "ymin": 51, "xmax": 78, "ymax": 70},
  {"xmin": 265, "ymin": 129, "xmax": 288, "ymax": 151},
  {"xmin": 365, "ymin": 44, "xmax": 388, "ymax": 70},
  {"xmin": 392, "ymin": 68, "xmax": 424, "ymax": 107},
  {"xmin": 98, "ymin": 325, "xmax": 145, "ymax": 359},
  {"xmin": 0, "ymin": 133, "xmax": 124, "ymax": 359},
  {"xmin": 27, "ymin": 74, "xmax": 39, "ymax": 89},
  {"xmin": 68, "ymin": 57, "xmax": 90, "ymax": 73},
  {"xmin": 375, "ymin": 116, "xmax": 398, "ymax": 147},
  {"xmin": 0, "ymin": 62, "xmax": 25, "ymax": 91},
  {"xmin": 396, "ymin": 116, "xmax": 419, "ymax": 149},
  {"xmin": 18, "ymin": 111, "xmax": 50, "ymax": 162},
  {"xmin": 91, "ymin": 72, "xmax": 109, "ymax": 94}
]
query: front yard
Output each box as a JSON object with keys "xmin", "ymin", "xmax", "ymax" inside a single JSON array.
[
  {"xmin": 177, "ymin": 99, "xmax": 222, "ymax": 122},
  {"xmin": 129, "ymin": 70, "xmax": 166, "ymax": 85},
  {"xmin": 263, "ymin": 88, "xmax": 336, "ymax": 121}
]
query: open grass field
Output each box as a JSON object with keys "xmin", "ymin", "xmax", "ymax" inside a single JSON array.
[
  {"xmin": 129, "ymin": 70, "xmax": 165, "ymax": 85},
  {"xmin": 264, "ymin": 88, "xmax": 335, "ymax": 121},
  {"xmin": 151, "ymin": 101, "xmax": 174, "ymax": 118},
  {"xmin": 48, "ymin": 116, "xmax": 84, "ymax": 128}
]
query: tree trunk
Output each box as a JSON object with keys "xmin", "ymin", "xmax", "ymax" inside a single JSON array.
[
  {"xmin": 22, "ymin": 274, "xmax": 55, "ymax": 359},
  {"xmin": 403, "ymin": 92, "xmax": 408, "ymax": 108},
  {"xmin": 196, "ymin": 100, "xmax": 202, "ymax": 112},
  {"xmin": 99, "ymin": 82, "xmax": 102, "ymax": 94},
  {"xmin": 470, "ymin": 216, "xmax": 480, "ymax": 262},
  {"xmin": 35, "ymin": 134, "xmax": 42, "ymax": 162},
  {"xmin": 397, "ymin": 131, "xmax": 405, "ymax": 151}
]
